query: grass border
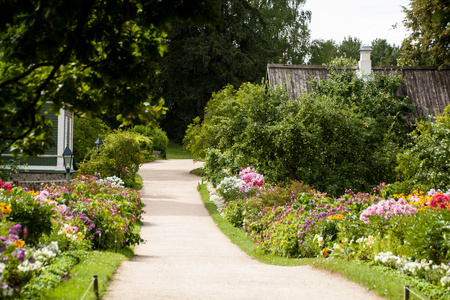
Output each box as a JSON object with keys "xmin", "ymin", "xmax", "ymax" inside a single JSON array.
[
  {"xmin": 44, "ymin": 221, "xmax": 142, "ymax": 299},
  {"xmin": 199, "ymin": 184, "xmax": 408, "ymax": 300}
]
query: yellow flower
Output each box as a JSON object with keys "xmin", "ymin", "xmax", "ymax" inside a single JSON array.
[
  {"xmin": 328, "ymin": 214, "xmax": 344, "ymax": 220},
  {"xmin": 393, "ymin": 193, "xmax": 404, "ymax": 199},
  {"xmin": 322, "ymin": 248, "xmax": 329, "ymax": 258},
  {"xmin": 28, "ymin": 190, "xmax": 38, "ymax": 196},
  {"xmin": 0, "ymin": 203, "xmax": 12, "ymax": 215},
  {"xmin": 14, "ymin": 239, "xmax": 25, "ymax": 248}
]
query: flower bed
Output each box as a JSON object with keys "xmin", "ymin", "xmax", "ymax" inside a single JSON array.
[
  {"xmin": 0, "ymin": 176, "xmax": 144, "ymax": 298},
  {"xmin": 209, "ymin": 169, "xmax": 450, "ymax": 299}
]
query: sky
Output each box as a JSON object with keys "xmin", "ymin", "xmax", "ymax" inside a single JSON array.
[{"xmin": 302, "ymin": 0, "xmax": 411, "ymax": 46}]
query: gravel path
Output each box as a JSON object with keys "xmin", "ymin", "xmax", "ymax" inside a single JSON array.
[{"xmin": 103, "ymin": 159, "xmax": 384, "ymax": 300}]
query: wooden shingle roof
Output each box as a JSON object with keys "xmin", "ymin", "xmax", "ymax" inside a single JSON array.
[{"xmin": 266, "ymin": 64, "xmax": 450, "ymax": 116}]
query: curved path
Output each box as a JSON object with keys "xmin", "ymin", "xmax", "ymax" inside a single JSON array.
[{"xmin": 104, "ymin": 159, "xmax": 383, "ymax": 300}]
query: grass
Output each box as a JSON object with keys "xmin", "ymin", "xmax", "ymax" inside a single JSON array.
[
  {"xmin": 133, "ymin": 173, "xmax": 143, "ymax": 190},
  {"xmin": 165, "ymin": 142, "xmax": 194, "ymax": 159},
  {"xmin": 198, "ymin": 184, "xmax": 409, "ymax": 300},
  {"xmin": 45, "ymin": 221, "xmax": 142, "ymax": 299}
]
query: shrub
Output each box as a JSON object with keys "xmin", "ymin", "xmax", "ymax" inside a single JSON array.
[
  {"xmin": 134, "ymin": 134, "xmax": 154, "ymax": 162},
  {"xmin": 77, "ymin": 131, "xmax": 144, "ymax": 188},
  {"xmin": 396, "ymin": 105, "xmax": 450, "ymax": 190},
  {"xmin": 73, "ymin": 116, "xmax": 111, "ymax": 167},
  {"xmin": 131, "ymin": 125, "xmax": 169, "ymax": 157},
  {"xmin": 185, "ymin": 64, "xmax": 413, "ymax": 196},
  {"xmin": 6, "ymin": 189, "xmax": 55, "ymax": 246}
]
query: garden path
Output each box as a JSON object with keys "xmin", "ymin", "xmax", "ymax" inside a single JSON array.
[{"xmin": 103, "ymin": 159, "xmax": 383, "ymax": 300}]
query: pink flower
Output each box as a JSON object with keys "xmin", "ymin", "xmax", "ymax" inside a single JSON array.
[
  {"xmin": 398, "ymin": 198, "xmax": 407, "ymax": 205},
  {"xmin": 430, "ymin": 194, "xmax": 450, "ymax": 209}
]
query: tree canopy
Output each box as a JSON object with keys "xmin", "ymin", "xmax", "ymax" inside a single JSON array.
[
  {"xmin": 158, "ymin": 0, "xmax": 311, "ymax": 141},
  {"xmin": 308, "ymin": 37, "xmax": 401, "ymax": 66},
  {"xmin": 371, "ymin": 39, "xmax": 401, "ymax": 66},
  {"xmin": 400, "ymin": 0, "xmax": 450, "ymax": 68},
  {"xmin": 0, "ymin": 0, "xmax": 219, "ymax": 159}
]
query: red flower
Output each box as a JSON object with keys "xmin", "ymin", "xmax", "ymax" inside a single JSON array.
[{"xmin": 430, "ymin": 194, "xmax": 450, "ymax": 209}]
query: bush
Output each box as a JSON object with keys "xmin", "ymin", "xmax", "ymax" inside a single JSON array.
[
  {"xmin": 77, "ymin": 131, "xmax": 144, "ymax": 188},
  {"xmin": 131, "ymin": 125, "xmax": 169, "ymax": 158},
  {"xmin": 184, "ymin": 62, "xmax": 414, "ymax": 196},
  {"xmin": 73, "ymin": 116, "xmax": 111, "ymax": 167},
  {"xmin": 6, "ymin": 190, "xmax": 55, "ymax": 246},
  {"xmin": 134, "ymin": 134, "xmax": 154, "ymax": 162},
  {"xmin": 396, "ymin": 105, "xmax": 450, "ymax": 190}
]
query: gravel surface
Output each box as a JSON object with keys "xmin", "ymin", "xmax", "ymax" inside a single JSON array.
[{"xmin": 103, "ymin": 159, "xmax": 384, "ymax": 300}]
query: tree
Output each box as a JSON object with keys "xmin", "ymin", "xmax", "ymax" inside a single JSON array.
[
  {"xmin": 400, "ymin": 0, "xmax": 450, "ymax": 68},
  {"xmin": 371, "ymin": 39, "xmax": 401, "ymax": 66},
  {"xmin": 307, "ymin": 36, "xmax": 361, "ymax": 65},
  {"xmin": 308, "ymin": 39, "xmax": 338, "ymax": 65},
  {"xmin": 159, "ymin": 0, "xmax": 311, "ymax": 141},
  {"xmin": 0, "ymin": 0, "xmax": 219, "ymax": 160},
  {"xmin": 338, "ymin": 36, "xmax": 362, "ymax": 61}
]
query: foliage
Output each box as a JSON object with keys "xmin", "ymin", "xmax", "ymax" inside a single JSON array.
[
  {"xmin": 208, "ymin": 165, "xmax": 450, "ymax": 298},
  {"xmin": 0, "ymin": 174, "xmax": 144, "ymax": 298},
  {"xmin": 200, "ymin": 184, "xmax": 412, "ymax": 300},
  {"xmin": 159, "ymin": 0, "xmax": 311, "ymax": 141},
  {"xmin": 0, "ymin": 159, "xmax": 26, "ymax": 181},
  {"xmin": 190, "ymin": 167, "xmax": 206, "ymax": 177},
  {"xmin": 0, "ymin": 0, "xmax": 219, "ymax": 160},
  {"xmin": 307, "ymin": 36, "xmax": 361, "ymax": 65},
  {"xmin": 308, "ymin": 39, "xmax": 338, "ymax": 65},
  {"xmin": 131, "ymin": 125, "xmax": 169, "ymax": 158},
  {"xmin": 308, "ymin": 37, "xmax": 400, "ymax": 66},
  {"xmin": 400, "ymin": 0, "xmax": 450, "ymax": 68},
  {"xmin": 6, "ymin": 190, "xmax": 55, "ymax": 246},
  {"xmin": 371, "ymin": 38, "xmax": 401, "ymax": 66},
  {"xmin": 203, "ymin": 149, "xmax": 243, "ymax": 187},
  {"xmin": 19, "ymin": 249, "xmax": 86, "ymax": 299},
  {"xmin": 186, "ymin": 63, "xmax": 413, "ymax": 195},
  {"xmin": 396, "ymin": 105, "xmax": 450, "ymax": 190},
  {"xmin": 77, "ymin": 131, "xmax": 144, "ymax": 188},
  {"xmin": 73, "ymin": 116, "xmax": 111, "ymax": 167},
  {"xmin": 337, "ymin": 36, "xmax": 362, "ymax": 61}
]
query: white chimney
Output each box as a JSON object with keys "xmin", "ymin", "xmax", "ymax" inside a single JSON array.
[{"xmin": 358, "ymin": 45, "xmax": 373, "ymax": 77}]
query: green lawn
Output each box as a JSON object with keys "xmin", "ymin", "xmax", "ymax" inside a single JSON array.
[
  {"xmin": 45, "ymin": 222, "xmax": 141, "ymax": 299},
  {"xmin": 166, "ymin": 142, "xmax": 195, "ymax": 159}
]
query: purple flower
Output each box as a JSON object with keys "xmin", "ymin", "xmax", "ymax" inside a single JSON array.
[{"xmin": 8, "ymin": 224, "xmax": 22, "ymax": 236}]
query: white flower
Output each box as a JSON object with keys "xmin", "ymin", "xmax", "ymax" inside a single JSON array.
[{"xmin": 0, "ymin": 263, "xmax": 6, "ymax": 273}]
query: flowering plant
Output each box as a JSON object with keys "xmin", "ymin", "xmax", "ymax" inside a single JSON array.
[
  {"xmin": 359, "ymin": 198, "xmax": 417, "ymax": 224},
  {"xmin": 0, "ymin": 181, "xmax": 12, "ymax": 193},
  {"xmin": 430, "ymin": 194, "xmax": 450, "ymax": 209},
  {"xmin": 0, "ymin": 224, "xmax": 26, "ymax": 296},
  {"xmin": 375, "ymin": 251, "xmax": 450, "ymax": 288},
  {"xmin": 237, "ymin": 167, "xmax": 264, "ymax": 193},
  {"xmin": 216, "ymin": 176, "xmax": 245, "ymax": 202}
]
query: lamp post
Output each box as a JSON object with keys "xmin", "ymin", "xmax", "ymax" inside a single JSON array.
[
  {"xmin": 94, "ymin": 137, "xmax": 103, "ymax": 154},
  {"xmin": 62, "ymin": 145, "xmax": 73, "ymax": 183}
]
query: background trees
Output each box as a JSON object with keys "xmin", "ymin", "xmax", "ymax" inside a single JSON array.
[
  {"xmin": 0, "ymin": 0, "xmax": 219, "ymax": 160},
  {"xmin": 308, "ymin": 39, "xmax": 338, "ymax": 65},
  {"xmin": 158, "ymin": 0, "xmax": 311, "ymax": 141},
  {"xmin": 371, "ymin": 39, "xmax": 402, "ymax": 66},
  {"xmin": 400, "ymin": 0, "xmax": 450, "ymax": 68},
  {"xmin": 308, "ymin": 37, "xmax": 401, "ymax": 66}
]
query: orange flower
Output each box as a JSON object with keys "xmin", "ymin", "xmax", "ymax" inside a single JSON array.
[
  {"xmin": 322, "ymin": 248, "xmax": 329, "ymax": 258},
  {"xmin": 14, "ymin": 239, "xmax": 25, "ymax": 248}
]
